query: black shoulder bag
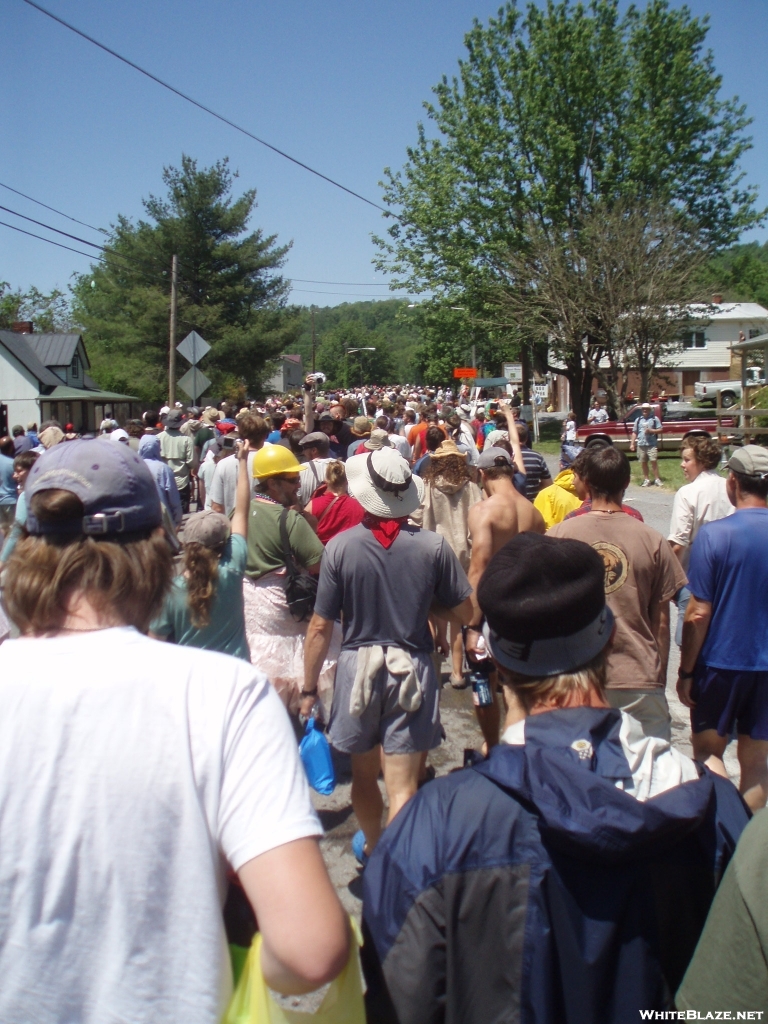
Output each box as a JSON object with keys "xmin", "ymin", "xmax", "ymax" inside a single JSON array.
[{"xmin": 279, "ymin": 508, "xmax": 318, "ymax": 622}]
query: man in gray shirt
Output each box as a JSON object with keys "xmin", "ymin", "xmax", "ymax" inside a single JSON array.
[{"xmin": 302, "ymin": 448, "xmax": 473, "ymax": 864}]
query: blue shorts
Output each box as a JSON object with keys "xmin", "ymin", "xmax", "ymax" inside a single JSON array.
[{"xmin": 691, "ymin": 665, "xmax": 768, "ymax": 740}]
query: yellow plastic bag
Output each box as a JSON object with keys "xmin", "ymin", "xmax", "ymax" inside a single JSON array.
[{"xmin": 222, "ymin": 917, "xmax": 365, "ymax": 1024}]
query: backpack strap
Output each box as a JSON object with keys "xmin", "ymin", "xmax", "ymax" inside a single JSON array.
[
  {"xmin": 279, "ymin": 508, "xmax": 299, "ymax": 580},
  {"xmin": 316, "ymin": 494, "xmax": 341, "ymax": 526}
]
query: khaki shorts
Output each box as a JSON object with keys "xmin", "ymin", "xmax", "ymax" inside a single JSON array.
[
  {"xmin": 606, "ymin": 688, "xmax": 671, "ymax": 741},
  {"xmin": 637, "ymin": 444, "xmax": 658, "ymax": 463}
]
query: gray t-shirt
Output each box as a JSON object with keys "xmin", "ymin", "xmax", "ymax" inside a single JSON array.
[{"xmin": 315, "ymin": 524, "xmax": 471, "ymax": 652}]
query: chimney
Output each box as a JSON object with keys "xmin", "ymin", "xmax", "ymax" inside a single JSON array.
[
  {"xmin": 712, "ymin": 294, "xmax": 723, "ymax": 305},
  {"xmin": 11, "ymin": 321, "xmax": 33, "ymax": 333}
]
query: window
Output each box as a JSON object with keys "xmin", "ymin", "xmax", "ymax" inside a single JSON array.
[
  {"xmin": 683, "ymin": 331, "xmax": 706, "ymax": 349},
  {"xmin": 71, "ymin": 354, "xmax": 79, "ymax": 378},
  {"xmin": 749, "ymin": 329, "xmax": 762, "ymax": 339}
]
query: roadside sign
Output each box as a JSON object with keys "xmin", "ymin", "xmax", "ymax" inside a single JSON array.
[
  {"xmin": 178, "ymin": 366, "xmax": 211, "ymax": 401},
  {"xmin": 503, "ymin": 362, "xmax": 523, "ymax": 383},
  {"xmin": 453, "ymin": 367, "xmax": 477, "ymax": 378},
  {"xmin": 177, "ymin": 331, "xmax": 211, "ymax": 366}
]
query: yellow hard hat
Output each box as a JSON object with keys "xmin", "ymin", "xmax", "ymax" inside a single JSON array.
[{"xmin": 252, "ymin": 443, "xmax": 301, "ymax": 479}]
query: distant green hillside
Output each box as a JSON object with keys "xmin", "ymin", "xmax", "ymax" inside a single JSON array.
[{"xmin": 293, "ymin": 299, "xmax": 423, "ymax": 387}]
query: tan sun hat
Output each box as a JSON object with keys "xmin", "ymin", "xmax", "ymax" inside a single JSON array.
[
  {"xmin": 182, "ymin": 510, "xmax": 231, "ymax": 548},
  {"xmin": 362, "ymin": 428, "xmax": 392, "ymax": 451},
  {"xmin": 431, "ymin": 439, "xmax": 466, "ymax": 460}
]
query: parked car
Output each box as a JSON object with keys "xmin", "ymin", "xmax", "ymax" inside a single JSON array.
[
  {"xmin": 694, "ymin": 367, "xmax": 765, "ymax": 408},
  {"xmin": 576, "ymin": 402, "xmax": 736, "ymax": 452}
]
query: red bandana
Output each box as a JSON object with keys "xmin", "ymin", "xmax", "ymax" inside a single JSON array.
[{"xmin": 363, "ymin": 513, "xmax": 408, "ymax": 549}]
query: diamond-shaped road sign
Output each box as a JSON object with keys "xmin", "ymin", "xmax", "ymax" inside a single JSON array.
[
  {"xmin": 176, "ymin": 330, "xmax": 210, "ymax": 366},
  {"xmin": 177, "ymin": 366, "xmax": 211, "ymax": 401}
]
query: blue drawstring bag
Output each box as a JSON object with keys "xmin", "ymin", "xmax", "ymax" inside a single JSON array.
[{"xmin": 299, "ymin": 718, "xmax": 336, "ymax": 795}]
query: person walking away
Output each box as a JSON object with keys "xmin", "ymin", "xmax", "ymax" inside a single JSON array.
[
  {"xmin": 209, "ymin": 411, "xmax": 269, "ymax": 517},
  {"xmin": 550, "ymin": 446, "xmax": 685, "ymax": 740},
  {"xmin": 11, "ymin": 426, "xmax": 33, "ymax": 455},
  {"xmin": 413, "ymin": 439, "xmax": 483, "ymax": 688},
  {"xmin": 563, "ymin": 445, "xmax": 643, "ymax": 522},
  {"xmin": 361, "ymin": 533, "xmax": 749, "ymax": 1024},
  {"xmin": 678, "ymin": 445, "xmax": 768, "ymax": 811},
  {"xmin": 0, "ymin": 437, "xmax": 17, "ymax": 539},
  {"xmin": 534, "ymin": 457, "xmax": 586, "ymax": 527},
  {"xmin": 301, "ymin": 447, "xmax": 473, "ymax": 863},
  {"xmin": 296, "ymin": 431, "xmax": 336, "ymax": 506},
  {"xmin": 667, "ymin": 435, "xmax": 732, "ymax": 645},
  {"xmin": 631, "ymin": 401, "xmax": 663, "ymax": 487},
  {"xmin": 304, "ymin": 461, "xmax": 365, "ymax": 545},
  {"xmin": 138, "ymin": 433, "xmax": 183, "ymax": 528},
  {"xmin": 516, "ymin": 420, "xmax": 552, "ymax": 500},
  {"xmin": 0, "ymin": 450, "xmax": 38, "ymax": 572},
  {"xmin": 243, "ymin": 444, "xmax": 339, "ymax": 713},
  {"xmin": 465, "ymin": 447, "xmax": 545, "ymax": 750},
  {"xmin": 0, "ymin": 438, "xmax": 349, "ymax": 1021},
  {"xmin": 150, "ymin": 440, "xmax": 251, "ymax": 660},
  {"xmin": 676, "ymin": 809, "xmax": 768, "ymax": 1014},
  {"xmin": 159, "ymin": 409, "xmax": 194, "ymax": 513}
]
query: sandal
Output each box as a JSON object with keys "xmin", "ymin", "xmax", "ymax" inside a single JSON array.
[{"xmin": 352, "ymin": 829, "xmax": 369, "ymax": 867}]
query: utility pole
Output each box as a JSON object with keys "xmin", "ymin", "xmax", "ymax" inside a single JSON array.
[
  {"xmin": 311, "ymin": 306, "xmax": 316, "ymax": 374},
  {"xmin": 168, "ymin": 254, "xmax": 178, "ymax": 406}
]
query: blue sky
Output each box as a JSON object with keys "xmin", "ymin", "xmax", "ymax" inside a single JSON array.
[{"xmin": 2, "ymin": 0, "xmax": 767, "ymax": 308}]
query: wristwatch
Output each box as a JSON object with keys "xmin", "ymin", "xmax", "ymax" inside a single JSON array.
[
  {"xmin": 678, "ymin": 668, "xmax": 694, "ymax": 680},
  {"xmin": 299, "ymin": 688, "xmax": 318, "ymax": 698}
]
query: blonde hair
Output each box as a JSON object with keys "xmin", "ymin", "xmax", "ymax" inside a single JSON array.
[
  {"xmin": 325, "ymin": 460, "xmax": 347, "ymax": 490},
  {"xmin": 4, "ymin": 490, "xmax": 172, "ymax": 635},
  {"xmin": 498, "ymin": 650, "xmax": 607, "ymax": 713}
]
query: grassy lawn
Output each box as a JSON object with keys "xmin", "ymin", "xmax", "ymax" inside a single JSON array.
[{"xmin": 531, "ymin": 441, "xmax": 728, "ymax": 493}]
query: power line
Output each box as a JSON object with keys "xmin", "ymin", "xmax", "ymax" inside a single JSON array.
[
  {"xmin": 0, "ymin": 218, "xmax": 112, "ymax": 263},
  {"xmin": 0, "ymin": 180, "xmax": 107, "ymax": 235},
  {"xmin": 24, "ymin": 0, "xmax": 392, "ymax": 217},
  {"xmin": 290, "ymin": 278, "xmax": 393, "ymax": 286},
  {"xmin": 0, "ymin": 203, "xmax": 172, "ymax": 275},
  {"xmin": 291, "ymin": 288, "xmax": 408, "ymax": 298}
]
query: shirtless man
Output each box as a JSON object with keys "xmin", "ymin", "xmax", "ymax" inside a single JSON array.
[{"xmin": 466, "ymin": 423, "xmax": 546, "ymax": 750}]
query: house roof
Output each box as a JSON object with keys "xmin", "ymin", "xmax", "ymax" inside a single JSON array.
[
  {"xmin": 730, "ymin": 331, "xmax": 768, "ymax": 353},
  {"xmin": 26, "ymin": 333, "xmax": 83, "ymax": 367},
  {"xmin": 688, "ymin": 302, "xmax": 768, "ymax": 321},
  {"xmin": 0, "ymin": 330, "xmax": 63, "ymax": 389},
  {"xmin": 47, "ymin": 385, "xmax": 139, "ymax": 402},
  {"xmin": 282, "ymin": 353, "xmax": 302, "ymax": 364}
]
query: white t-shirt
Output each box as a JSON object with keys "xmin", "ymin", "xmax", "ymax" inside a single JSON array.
[
  {"xmin": 502, "ymin": 710, "xmax": 698, "ymax": 802},
  {"xmin": 197, "ymin": 454, "xmax": 219, "ymax": 511},
  {"xmin": 209, "ymin": 450, "xmax": 259, "ymax": 515},
  {"xmin": 667, "ymin": 470, "xmax": 734, "ymax": 571},
  {"xmin": 0, "ymin": 628, "xmax": 321, "ymax": 1023}
]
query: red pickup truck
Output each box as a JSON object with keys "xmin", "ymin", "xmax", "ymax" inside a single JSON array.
[{"xmin": 576, "ymin": 403, "xmax": 736, "ymax": 452}]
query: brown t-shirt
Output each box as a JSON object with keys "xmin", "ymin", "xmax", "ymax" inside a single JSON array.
[{"xmin": 549, "ymin": 512, "xmax": 687, "ymax": 690}]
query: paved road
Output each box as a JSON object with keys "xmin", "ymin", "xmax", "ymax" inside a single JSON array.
[{"xmin": 313, "ymin": 471, "xmax": 740, "ymax": 920}]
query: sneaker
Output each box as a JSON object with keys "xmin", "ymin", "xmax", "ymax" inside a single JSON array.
[
  {"xmin": 352, "ymin": 829, "xmax": 369, "ymax": 867},
  {"xmin": 641, "ymin": 479, "xmax": 651, "ymax": 487},
  {"xmin": 654, "ymin": 479, "xmax": 664, "ymax": 487}
]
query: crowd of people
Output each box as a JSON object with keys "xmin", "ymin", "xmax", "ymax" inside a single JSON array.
[{"xmin": 0, "ymin": 377, "xmax": 766, "ymax": 1021}]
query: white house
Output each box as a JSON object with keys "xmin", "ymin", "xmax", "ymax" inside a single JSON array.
[
  {"xmin": 658, "ymin": 300, "xmax": 768, "ymax": 397},
  {"xmin": 0, "ymin": 326, "xmax": 140, "ymax": 434},
  {"xmin": 267, "ymin": 353, "xmax": 303, "ymax": 393}
]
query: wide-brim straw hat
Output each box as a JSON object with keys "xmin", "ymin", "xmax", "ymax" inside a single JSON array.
[
  {"xmin": 431, "ymin": 439, "xmax": 466, "ymax": 460},
  {"xmin": 346, "ymin": 447, "xmax": 424, "ymax": 518}
]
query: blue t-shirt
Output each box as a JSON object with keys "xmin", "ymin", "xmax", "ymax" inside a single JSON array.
[
  {"xmin": 0, "ymin": 455, "xmax": 15, "ymax": 506},
  {"xmin": 635, "ymin": 415, "xmax": 661, "ymax": 447},
  {"xmin": 688, "ymin": 507, "xmax": 768, "ymax": 671},
  {"xmin": 149, "ymin": 534, "xmax": 250, "ymax": 661},
  {"xmin": 266, "ymin": 430, "xmax": 282, "ymax": 444}
]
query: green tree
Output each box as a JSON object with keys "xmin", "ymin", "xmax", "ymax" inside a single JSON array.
[
  {"xmin": 314, "ymin": 320, "xmax": 397, "ymax": 389},
  {"xmin": 697, "ymin": 241, "xmax": 768, "ymax": 308},
  {"xmin": 0, "ymin": 283, "xmax": 75, "ymax": 333},
  {"xmin": 376, "ymin": 0, "xmax": 762, "ymax": 412},
  {"xmin": 72, "ymin": 156, "xmax": 298, "ymax": 404}
]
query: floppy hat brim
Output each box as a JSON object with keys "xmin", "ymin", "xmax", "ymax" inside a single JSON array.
[{"xmin": 346, "ymin": 452, "xmax": 423, "ymax": 518}]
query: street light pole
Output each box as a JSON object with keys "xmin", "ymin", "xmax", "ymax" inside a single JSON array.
[{"xmin": 168, "ymin": 253, "xmax": 178, "ymax": 406}]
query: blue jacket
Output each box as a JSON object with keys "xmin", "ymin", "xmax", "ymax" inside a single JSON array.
[{"xmin": 362, "ymin": 708, "xmax": 749, "ymax": 1024}]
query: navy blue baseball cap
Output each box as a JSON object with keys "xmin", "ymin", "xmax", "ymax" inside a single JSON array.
[{"xmin": 25, "ymin": 439, "xmax": 162, "ymax": 537}]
